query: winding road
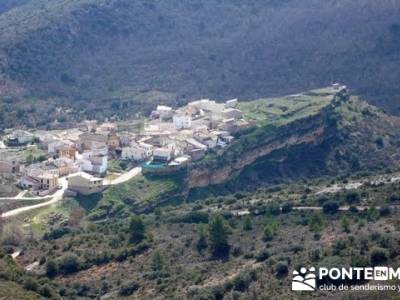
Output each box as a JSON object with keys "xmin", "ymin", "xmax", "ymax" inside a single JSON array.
[{"xmin": 1, "ymin": 167, "xmax": 142, "ymax": 218}]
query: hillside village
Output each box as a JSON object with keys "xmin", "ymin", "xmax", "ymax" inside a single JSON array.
[{"xmin": 0, "ymin": 98, "xmax": 253, "ymax": 198}]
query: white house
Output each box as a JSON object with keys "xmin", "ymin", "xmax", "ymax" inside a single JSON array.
[
  {"xmin": 153, "ymin": 147, "xmax": 173, "ymax": 162},
  {"xmin": 138, "ymin": 142, "xmax": 154, "ymax": 155},
  {"xmin": 77, "ymin": 150, "xmax": 108, "ymax": 174},
  {"xmin": 8, "ymin": 130, "xmax": 35, "ymax": 145},
  {"xmin": 225, "ymin": 98, "xmax": 238, "ymax": 108},
  {"xmin": 156, "ymin": 105, "xmax": 173, "ymax": 120},
  {"xmin": 91, "ymin": 155, "xmax": 108, "ymax": 174},
  {"xmin": 173, "ymin": 114, "xmax": 192, "ymax": 130},
  {"xmin": 121, "ymin": 145, "xmax": 151, "ymax": 161}
]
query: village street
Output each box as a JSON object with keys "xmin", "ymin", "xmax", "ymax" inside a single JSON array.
[{"xmin": 1, "ymin": 167, "xmax": 142, "ymax": 218}]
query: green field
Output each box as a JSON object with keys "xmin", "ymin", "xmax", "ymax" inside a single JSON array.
[
  {"xmin": 238, "ymin": 87, "xmax": 335, "ymax": 127},
  {"xmin": 88, "ymin": 173, "xmax": 186, "ymax": 220}
]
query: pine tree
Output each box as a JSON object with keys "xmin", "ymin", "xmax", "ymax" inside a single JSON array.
[
  {"xmin": 129, "ymin": 216, "xmax": 145, "ymax": 243},
  {"xmin": 341, "ymin": 215, "xmax": 351, "ymax": 233},
  {"xmin": 151, "ymin": 250, "xmax": 166, "ymax": 272},
  {"xmin": 243, "ymin": 216, "xmax": 253, "ymax": 231},
  {"xmin": 208, "ymin": 214, "xmax": 230, "ymax": 257},
  {"xmin": 309, "ymin": 213, "xmax": 325, "ymax": 234}
]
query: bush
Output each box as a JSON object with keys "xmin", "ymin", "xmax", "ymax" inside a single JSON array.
[
  {"xmin": 266, "ymin": 202, "xmax": 280, "ymax": 216},
  {"xmin": 43, "ymin": 227, "xmax": 70, "ymax": 240},
  {"xmin": 23, "ymin": 277, "xmax": 38, "ymax": 291},
  {"xmin": 129, "ymin": 216, "xmax": 145, "ymax": 243},
  {"xmin": 118, "ymin": 281, "xmax": 140, "ymax": 296},
  {"xmin": 370, "ymin": 247, "xmax": 389, "ymax": 265},
  {"xmin": 232, "ymin": 270, "xmax": 257, "ymax": 292},
  {"xmin": 58, "ymin": 254, "xmax": 80, "ymax": 274},
  {"xmin": 170, "ymin": 212, "xmax": 209, "ymax": 224},
  {"xmin": 345, "ymin": 191, "xmax": 360, "ymax": 204},
  {"xmin": 275, "ymin": 261, "xmax": 289, "ymax": 278},
  {"xmin": 242, "ymin": 216, "xmax": 252, "ymax": 231},
  {"xmin": 151, "ymin": 250, "xmax": 166, "ymax": 272},
  {"xmin": 281, "ymin": 203, "xmax": 293, "ymax": 214},
  {"xmin": 255, "ymin": 250, "xmax": 270, "ymax": 262},
  {"xmin": 309, "ymin": 213, "xmax": 325, "ymax": 233},
  {"xmin": 379, "ymin": 206, "xmax": 391, "ymax": 217},
  {"xmin": 322, "ymin": 201, "xmax": 339, "ymax": 214},
  {"xmin": 263, "ymin": 226, "xmax": 274, "ymax": 242},
  {"xmin": 45, "ymin": 259, "xmax": 58, "ymax": 277}
]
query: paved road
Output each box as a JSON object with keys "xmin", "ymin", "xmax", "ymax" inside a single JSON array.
[
  {"xmin": 104, "ymin": 167, "xmax": 142, "ymax": 186},
  {"xmin": 1, "ymin": 167, "xmax": 142, "ymax": 218},
  {"xmin": 1, "ymin": 176, "xmax": 68, "ymax": 218}
]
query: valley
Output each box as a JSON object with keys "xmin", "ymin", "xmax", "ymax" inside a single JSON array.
[
  {"xmin": 0, "ymin": 84, "xmax": 400, "ymax": 299},
  {"xmin": 0, "ymin": 1, "xmax": 399, "ymax": 299}
]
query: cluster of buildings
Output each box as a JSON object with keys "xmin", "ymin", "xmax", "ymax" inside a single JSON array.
[
  {"xmin": 123, "ymin": 98, "xmax": 253, "ymax": 168},
  {"xmin": 0, "ymin": 97, "xmax": 252, "ymax": 195}
]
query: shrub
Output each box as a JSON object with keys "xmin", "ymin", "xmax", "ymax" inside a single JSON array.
[
  {"xmin": 242, "ymin": 216, "xmax": 252, "ymax": 231},
  {"xmin": 255, "ymin": 250, "xmax": 270, "ymax": 262},
  {"xmin": 170, "ymin": 212, "xmax": 209, "ymax": 224},
  {"xmin": 43, "ymin": 227, "xmax": 70, "ymax": 240},
  {"xmin": 341, "ymin": 216, "xmax": 351, "ymax": 233},
  {"xmin": 151, "ymin": 250, "xmax": 166, "ymax": 272},
  {"xmin": 370, "ymin": 247, "xmax": 389, "ymax": 265},
  {"xmin": 366, "ymin": 207, "xmax": 380, "ymax": 221},
  {"xmin": 281, "ymin": 203, "xmax": 293, "ymax": 214},
  {"xmin": 379, "ymin": 206, "xmax": 391, "ymax": 217},
  {"xmin": 275, "ymin": 261, "xmax": 289, "ymax": 278},
  {"xmin": 345, "ymin": 191, "xmax": 360, "ymax": 204},
  {"xmin": 23, "ymin": 277, "xmax": 38, "ymax": 291},
  {"xmin": 45, "ymin": 259, "xmax": 58, "ymax": 277},
  {"xmin": 263, "ymin": 226, "xmax": 274, "ymax": 242},
  {"xmin": 309, "ymin": 213, "xmax": 325, "ymax": 233},
  {"xmin": 322, "ymin": 201, "xmax": 339, "ymax": 214},
  {"xmin": 129, "ymin": 216, "xmax": 145, "ymax": 243},
  {"xmin": 58, "ymin": 254, "xmax": 80, "ymax": 274},
  {"xmin": 266, "ymin": 202, "xmax": 280, "ymax": 216},
  {"xmin": 232, "ymin": 270, "xmax": 257, "ymax": 292},
  {"xmin": 118, "ymin": 281, "xmax": 140, "ymax": 296}
]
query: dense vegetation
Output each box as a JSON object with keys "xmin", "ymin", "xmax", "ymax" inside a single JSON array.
[
  {"xmin": 0, "ymin": 0, "xmax": 400, "ymax": 128},
  {"xmin": 2, "ymin": 168, "xmax": 400, "ymax": 299},
  {"xmin": 1, "ymin": 89, "xmax": 400, "ymax": 298}
]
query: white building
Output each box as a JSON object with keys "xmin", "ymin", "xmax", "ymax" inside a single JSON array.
[
  {"xmin": 225, "ymin": 98, "xmax": 238, "ymax": 108},
  {"xmin": 153, "ymin": 147, "xmax": 173, "ymax": 162},
  {"xmin": 222, "ymin": 108, "xmax": 243, "ymax": 120},
  {"xmin": 173, "ymin": 114, "xmax": 192, "ymax": 130},
  {"xmin": 77, "ymin": 149, "xmax": 108, "ymax": 174},
  {"xmin": 48, "ymin": 140, "xmax": 74, "ymax": 154},
  {"xmin": 156, "ymin": 105, "xmax": 173, "ymax": 120},
  {"xmin": 8, "ymin": 130, "xmax": 35, "ymax": 145},
  {"xmin": 121, "ymin": 145, "xmax": 151, "ymax": 161},
  {"xmin": 188, "ymin": 99, "xmax": 223, "ymax": 113},
  {"xmin": 67, "ymin": 172, "xmax": 104, "ymax": 195}
]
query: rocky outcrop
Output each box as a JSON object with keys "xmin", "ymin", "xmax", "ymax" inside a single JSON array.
[{"xmin": 188, "ymin": 111, "xmax": 334, "ymax": 188}]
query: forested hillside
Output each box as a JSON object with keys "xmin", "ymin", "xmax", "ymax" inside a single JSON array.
[{"xmin": 0, "ymin": 0, "xmax": 399, "ymax": 121}]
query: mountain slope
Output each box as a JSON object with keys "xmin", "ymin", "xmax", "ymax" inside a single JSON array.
[
  {"xmin": 189, "ymin": 87, "xmax": 400, "ymax": 194},
  {"xmin": 0, "ymin": 0, "xmax": 399, "ymax": 116}
]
